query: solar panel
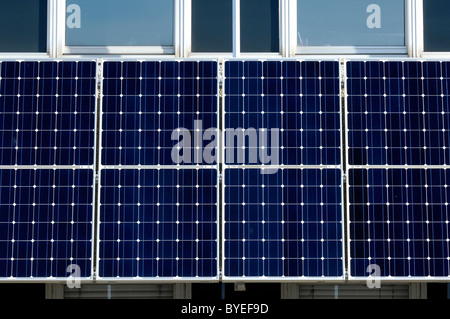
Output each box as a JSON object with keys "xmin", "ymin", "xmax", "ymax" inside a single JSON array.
[
  {"xmin": 101, "ymin": 61, "xmax": 218, "ymax": 166},
  {"xmin": 223, "ymin": 60, "xmax": 344, "ymax": 280},
  {"xmin": 347, "ymin": 60, "xmax": 450, "ymax": 279},
  {"xmin": 224, "ymin": 60, "xmax": 341, "ymax": 166},
  {"xmin": 347, "ymin": 60, "xmax": 450, "ymax": 166},
  {"xmin": 224, "ymin": 168, "xmax": 343, "ymax": 278},
  {"xmin": 0, "ymin": 169, "xmax": 94, "ymax": 279},
  {"xmin": 0, "ymin": 61, "xmax": 97, "ymax": 166},
  {"xmin": 0, "ymin": 60, "xmax": 97, "ymax": 280},
  {"xmin": 98, "ymin": 168, "xmax": 218, "ymax": 278},
  {"xmin": 98, "ymin": 60, "xmax": 219, "ymax": 280},
  {"xmin": 349, "ymin": 168, "xmax": 450, "ymax": 278}
]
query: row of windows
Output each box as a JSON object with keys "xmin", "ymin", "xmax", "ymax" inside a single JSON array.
[{"xmin": 0, "ymin": 0, "xmax": 448, "ymax": 55}]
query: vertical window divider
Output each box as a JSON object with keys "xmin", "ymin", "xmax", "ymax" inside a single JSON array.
[
  {"xmin": 176, "ymin": 0, "xmax": 191, "ymax": 57},
  {"xmin": 406, "ymin": 0, "xmax": 420, "ymax": 57},
  {"xmin": 280, "ymin": 0, "xmax": 297, "ymax": 57},
  {"xmin": 415, "ymin": 0, "xmax": 424, "ymax": 57},
  {"xmin": 48, "ymin": 0, "xmax": 65, "ymax": 58},
  {"xmin": 233, "ymin": 0, "xmax": 241, "ymax": 57}
]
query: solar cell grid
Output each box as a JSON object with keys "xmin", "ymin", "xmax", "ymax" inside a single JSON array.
[
  {"xmin": 98, "ymin": 60, "xmax": 219, "ymax": 280},
  {"xmin": 101, "ymin": 61, "xmax": 218, "ymax": 166},
  {"xmin": 98, "ymin": 168, "xmax": 218, "ymax": 279},
  {"xmin": 0, "ymin": 168, "xmax": 93, "ymax": 278},
  {"xmin": 0, "ymin": 61, "xmax": 97, "ymax": 166},
  {"xmin": 224, "ymin": 168, "xmax": 343, "ymax": 278},
  {"xmin": 349, "ymin": 168, "xmax": 450, "ymax": 277},
  {"xmin": 347, "ymin": 60, "xmax": 450, "ymax": 166},
  {"xmin": 224, "ymin": 60, "xmax": 341, "ymax": 166},
  {"xmin": 347, "ymin": 60, "xmax": 450, "ymax": 279}
]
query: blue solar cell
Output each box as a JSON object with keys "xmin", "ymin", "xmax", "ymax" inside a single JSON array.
[
  {"xmin": 0, "ymin": 169, "xmax": 93, "ymax": 278},
  {"xmin": 101, "ymin": 61, "xmax": 218, "ymax": 166},
  {"xmin": 349, "ymin": 168, "xmax": 450, "ymax": 277},
  {"xmin": 347, "ymin": 60, "xmax": 450, "ymax": 166},
  {"xmin": 224, "ymin": 168, "xmax": 343, "ymax": 278},
  {"xmin": 224, "ymin": 60, "xmax": 341, "ymax": 166},
  {"xmin": 99, "ymin": 168, "xmax": 218, "ymax": 278},
  {"xmin": 0, "ymin": 61, "xmax": 97, "ymax": 166}
]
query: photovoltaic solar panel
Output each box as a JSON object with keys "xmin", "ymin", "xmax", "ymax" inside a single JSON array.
[
  {"xmin": 101, "ymin": 61, "xmax": 218, "ymax": 166},
  {"xmin": 223, "ymin": 60, "xmax": 344, "ymax": 280},
  {"xmin": 347, "ymin": 60, "xmax": 450, "ymax": 166},
  {"xmin": 0, "ymin": 169, "xmax": 93, "ymax": 278},
  {"xmin": 98, "ymin": 168, "xmax": 218, "ymax": 278},
  {"xmin": 0, "ymin": 61, "xmax": 97, "ymax": 166},
  {"xmin": 224, "ymin": 60, "xmax": 341, "ymax": 166},
  {"xmin": 224, "ymin": 168, "xmax": 343, "ymax": 278},
  {"xmin": 347, "ymin": 60, "xmax": 450, "ymax": 279},
  {"xmin": 98, "ymin": 60, "xmax": 219, "ymax": 280},
  {"xmin": 0, "ymin": 60, "xmax": 97, "ymax": 280},
  {"xmin": 349, "ymin": 168, "xmax": 450, "ymax": 277}
]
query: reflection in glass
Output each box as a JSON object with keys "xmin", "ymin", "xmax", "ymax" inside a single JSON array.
[
  {"xmin": 297, "ymin": 0, "xmax": 404, "ymax": 46},
  {"xmin": 192, "ymin": 0, "xmax": 232, "ymax": 52},
  {"xmin": 0, "ymin": 0, "xmax": 47, "ymax": 52},
  {"xmin": 66, "ymin": 0, "xmax": 173, "ymax": 46},
  {"xmin": 424, "ymin": 0, "xmax": 450, "ymax": 52}
]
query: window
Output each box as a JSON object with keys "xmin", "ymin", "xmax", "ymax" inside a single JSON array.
[
  {"xmin": 192, "ymin": 0, "xmax": 233, "ymax": 52},
  {"xmin": 297, "ymin": 0, "xmax": 405, "ymax": 51},
  {"xmin": 191, "ymin": 0, "xmax": 279, "ymax": 54},
  {"xmin": 0, "ymin": 0, "xmax": 47, "ymax": 52},
  {"xmin": 65, "ymin": 0, "xmax": 174, "ymax": 52},
  {"xmin": 423, "ymin": 0, "xmax": 450, "ymax": 52},
  {"xmin": 241, "ymin": 0, "xmax": 279, "ymax": 53}
]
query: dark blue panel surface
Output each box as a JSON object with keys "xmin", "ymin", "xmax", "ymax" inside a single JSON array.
[
  {"xmin": 349, "ymin": 168, "xmax": 450, "ymax": 277},
  {"xmin": 224, "ymin": 168, "xmax": 343, "ymax": 278},
  {"xmin": 0, "ymin": 169, "xmax": 93, "ymax": 278},
  {"xmin": 0, "ymin": 61, "xmax": 97, "ymax": 166},
  {"xmin": 99, "ymin": 169, "xmax": 218, "ymax": 278},
  {"xmin": 347, "ymin": 61, "xmax": 450, "ymax": 166},
  {"xmin": 101, "ymin": 61, "xmax": 218, "ymax": 166},
  {"xmin": 224, "ymin": 60, "xmax": 341, "ymax": 166}
]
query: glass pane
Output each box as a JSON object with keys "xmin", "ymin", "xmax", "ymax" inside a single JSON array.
[
  {"xmin": 66, "ymin": 0, "xmax": 173, "ymax": 46},
  {"xmin": 0, "ymin": 0, "xmax": 47, "ymax": 52},
  {"xmin": 192, "ymin": 0, "xmax": 232, "ymax": 52},
  {"xmin": 241, "ymin": 0, "xmax": 279, "ymax": 52},
  {"xmin": 424, "ymin": 0, "xmax": 450, "ymax": 51},
  {"xmin": 298, "ymin": 0, "xmax": 404, "ymax": 46}
]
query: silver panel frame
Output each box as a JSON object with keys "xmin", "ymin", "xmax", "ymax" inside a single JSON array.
[
  {"xmin": 95, "ymin": 58, "xmax": 221, "ymax": 283},
  {"xmin": 345, "ymin": 58, "xmax": 450, "ymax": 282},
  {"xmin": 0, "ymin": 58, "xmax": 98, "ymax": 282},
  {"xmin": 221, "ymin": 58, "xmax": 346, "ymax": 282}
]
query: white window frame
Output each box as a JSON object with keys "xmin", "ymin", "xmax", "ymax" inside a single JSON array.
[
  {"xmin": 0, "ymin": 0, "xmax": 444, "ymax": 59},
  {"xmin": 59, "ymin": 0, "xmax": 179, "ymax": 56},
  {"xmin": 294, "ymin": 0, "xmax": 412, "ymax": 56},
  {"xmin": 186, "ymin": 0, "xmax": 287, "ymax": 58}
]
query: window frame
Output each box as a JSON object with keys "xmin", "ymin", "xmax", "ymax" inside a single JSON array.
[
  {"xmin": 60, "ymin": 0, "xmax": 179, "ymax": 56},
  {"xmin": 294, "ymin": 0, "xmax": 412, "ymax": 56},
  {"xmin": 187, "ymin": 0, "xmax": 287, "ymax": 57},
  {"xmin": 0, "ymin": 0, "xmax": 441, "ymax": 58}
]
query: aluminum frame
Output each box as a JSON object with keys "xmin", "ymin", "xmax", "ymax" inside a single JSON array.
[
  {"xmin": 0, "ymin": 58, "xmax": 99, "ymax": 283},
  {"xmin": 220, "ymin": 58, "xmax": 346, "ymax": 282},
  {"xmin": 94, "ymin": 58, "xmax": 221, "ymax": 283},
  {"xmin": 344, "ymin": 58, "xmax": 450, "ymax": 282}
]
